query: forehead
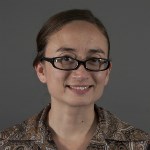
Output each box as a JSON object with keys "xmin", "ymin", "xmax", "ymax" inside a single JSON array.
[{"xmin": 45, "ymin": 21, "xmax": 108, "ymax": 56}]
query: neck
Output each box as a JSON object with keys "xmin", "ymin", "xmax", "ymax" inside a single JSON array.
[{"xmin": 47, "ymin": 100, "xmax": 97, "ymax": 141}]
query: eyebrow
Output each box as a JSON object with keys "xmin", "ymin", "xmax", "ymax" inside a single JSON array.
[
  {"xmin": 56, "ymin": 47, "xmax": 105, "ymax": 54},
  {"xmin": 56, "ymin": 47, "xmax": 76, "ymax": 52},
  {"xmin": 88, "ymin": 49, "xmax": 105, "ymax": 55}
]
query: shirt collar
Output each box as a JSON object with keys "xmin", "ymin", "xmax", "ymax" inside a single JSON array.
[
  {"xmin": 27, "ymin": 103, "xmax": 108, "ymax": 144},
  {"xmin": 10, "ymin": 103, "xmax": 149, "ymax": 144},
  {"xmin": 39, "ymin": 104, "xmax": 108, "ymax": 146}
]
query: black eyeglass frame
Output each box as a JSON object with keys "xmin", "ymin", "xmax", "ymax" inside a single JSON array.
[{"xmin": 41, "ymin": 56, "xmax": 111, "ymax": 72}]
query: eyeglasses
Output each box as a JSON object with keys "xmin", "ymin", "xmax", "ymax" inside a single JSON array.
[{"xmin": 41, "ymin": 56, "xmax": 110, "ymax": 71}]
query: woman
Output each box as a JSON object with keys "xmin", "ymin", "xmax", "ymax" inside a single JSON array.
[{"xmin": 0, "ymin": 9, "xmax": 149, "ymax": 150}]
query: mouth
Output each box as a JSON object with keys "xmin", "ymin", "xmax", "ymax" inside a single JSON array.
[{"xmin": 66, "ymin": 85, "xmax": 93, "ymax": 95}]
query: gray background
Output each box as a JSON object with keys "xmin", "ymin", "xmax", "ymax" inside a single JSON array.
[{"xmin": 0, "ymin": 0, "xmax": 150, "ymax": 133}]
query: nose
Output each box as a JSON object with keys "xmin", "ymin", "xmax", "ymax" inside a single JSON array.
[{"xmin": 71, "ymin": 64, "xmax": 90, "ymax": 81}]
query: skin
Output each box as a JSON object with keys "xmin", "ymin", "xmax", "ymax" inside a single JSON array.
[{"xmin": 35, "ymin": 21, "xmax": 112, "ymax": 150}]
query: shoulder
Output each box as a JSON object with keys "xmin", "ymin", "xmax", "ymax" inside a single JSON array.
[
  {"xmin": 0, "ymin": 114, "xmax": 43, "ymax": 149},
  {"xmin": 95, "ymin": 105, "xmax": 150, "ymax": 142},
  {"xmin": 0, "ymin": 105, "xmax": 47, "ymax": 142},
  {"xmin": 1, "ymin": 115, "xmax": 38, "ymax": 140},
  {"xmin": 0, "ymin": 105, "xmax": 51, "ymax": 149}
]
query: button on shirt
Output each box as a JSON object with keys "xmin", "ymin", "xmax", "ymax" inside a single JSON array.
[{"xmin": 0, "ymin": 104, "xmax": 149, "ymax": 150}]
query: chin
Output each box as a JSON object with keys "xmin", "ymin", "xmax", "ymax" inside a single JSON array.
[{"xmin": 64, "ymin": 98, "xmax": 96, "ymax": 107}]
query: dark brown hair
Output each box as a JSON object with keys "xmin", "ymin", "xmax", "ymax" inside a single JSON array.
[{"xmin": 33, "ymin": 9, "xmax": 110, "ymax": 67}]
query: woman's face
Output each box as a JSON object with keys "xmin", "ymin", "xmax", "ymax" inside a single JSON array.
[{"xmin": 36, "ymin": 21, "xmax": 111, "ymax": 107}]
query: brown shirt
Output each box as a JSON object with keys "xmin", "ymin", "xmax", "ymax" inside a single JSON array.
[{"xmin": 0, "ymin": 104, "xmax": 149, "ymax": 150}]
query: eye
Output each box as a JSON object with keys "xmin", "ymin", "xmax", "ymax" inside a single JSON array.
[
  {"xmin": 88, "ymin": 58, "xmax": 101, "ymax": 64},
  {"xmin": 55, "ymin": 56, "xmax": 75, "ymax": 64},
  {"xmin": 61, "ymin": 56, "xmax": 73, "ymax": 61}
]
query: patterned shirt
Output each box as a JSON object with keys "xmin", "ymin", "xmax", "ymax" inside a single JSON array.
[{"xmin": 0, "ymin": 104, "xmax": 149, "ymax": 150}]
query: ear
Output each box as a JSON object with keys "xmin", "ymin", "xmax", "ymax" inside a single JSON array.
[
  {"xmin": 104, "ymin": 62, "xmax": 112, "ymax": 86},
  {"xmin": 34, "ymin": 62, "xmax": 47, "ymax": 83}
]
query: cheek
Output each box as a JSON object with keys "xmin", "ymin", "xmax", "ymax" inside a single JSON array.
[
  {"xmin": 94, "ymin": 72, "xmax": 108, "ymax": 85},
  {"xmin": 93, "ymin": 72, "xmax": 109, "ymax": 99},
  {"xmin": 94, "ymin": 71, "xmax": 109, "ymax": 92},
  {"xmin": 45, "ymin": 68, "xmax": 68, "ymax": 93}
]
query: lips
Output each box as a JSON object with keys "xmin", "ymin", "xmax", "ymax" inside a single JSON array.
[
  {"xmin": 66, "ymin": 85, "xmax": 93, "ymax": 95},
  {"xmin": 69, "ymin": 85, "xmax": 90, "ymax": 90}
]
